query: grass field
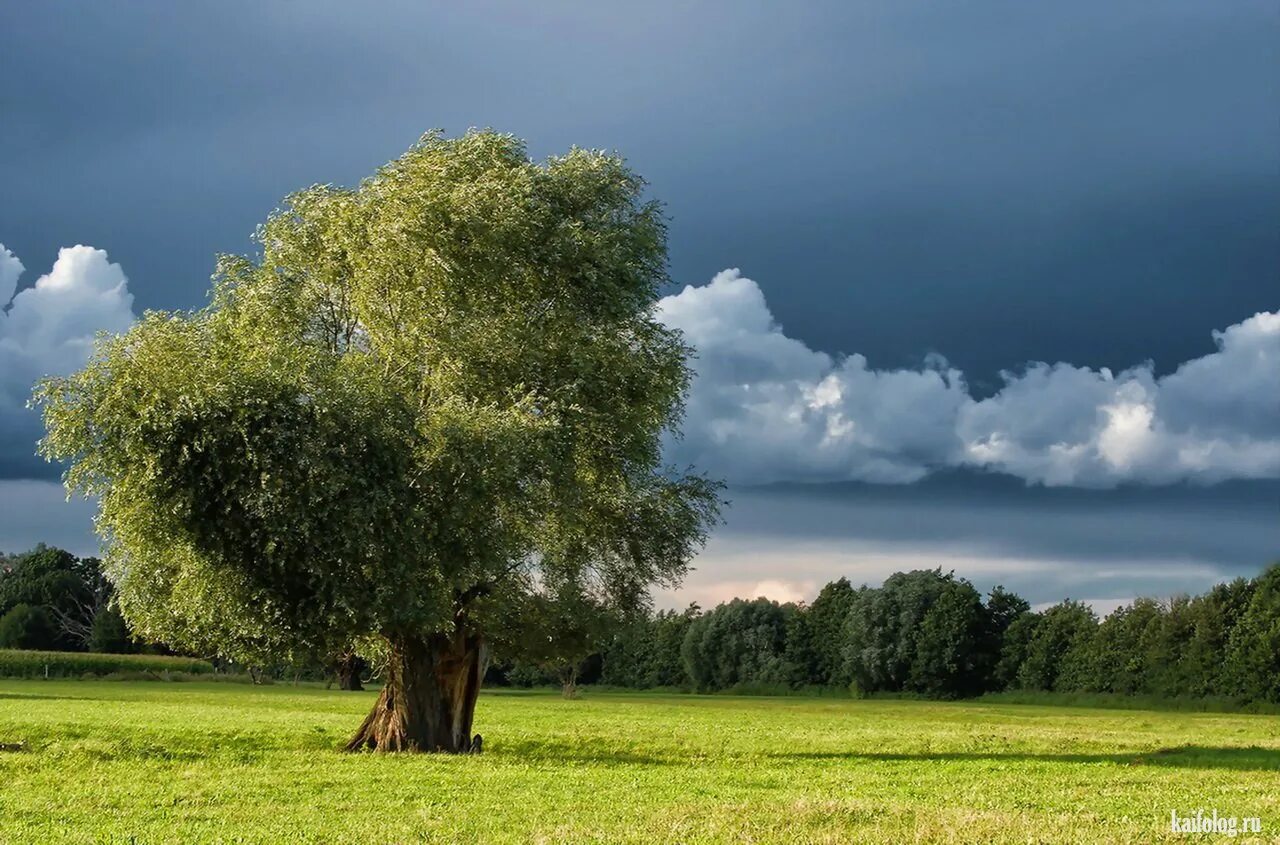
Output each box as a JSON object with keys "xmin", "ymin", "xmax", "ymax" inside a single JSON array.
[{"xmin": 1, "ymin": 681, "xmax": 1278, "ymax": 843}]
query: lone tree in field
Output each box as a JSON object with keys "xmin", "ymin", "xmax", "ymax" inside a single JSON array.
[{"xmin": 36, "ymin": 130, "xmax": 721, "ymax": 753}]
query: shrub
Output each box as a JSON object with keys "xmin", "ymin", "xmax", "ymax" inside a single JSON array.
[{"xmin": 0, "ymin": 604, "xmax": 59, "ymax": 650}]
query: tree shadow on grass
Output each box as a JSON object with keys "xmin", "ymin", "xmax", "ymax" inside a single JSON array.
[
  {"xmin": 0, "ymin": 691, "xmax": 143, "ymax": 706},
  {"xmin": 772, "ymin": 745, "xmax": 1280, "ymax": 772},
  {"xmin": 0, "ymin": 692, "xmax": 56, "ymax": 701},
  {"xmin": 493, "ymin": 740, "xmax": 677, "ymax": 767},
  {"xmin": 0, "ymin": 691, "xmax": 106, "ymax": 702}
]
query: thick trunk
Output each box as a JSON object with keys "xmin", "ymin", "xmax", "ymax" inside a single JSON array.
[
  {"xmin": 345, "ymin": 630, "xmax": 488, "ymax": 753},
  {"xmin": 336, "ymin": 653, "xmax": 366, "ymax": 691}
]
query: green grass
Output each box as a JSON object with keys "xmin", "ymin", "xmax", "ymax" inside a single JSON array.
[{"xmin": 1, "ymin": 681, "xmax": 1278, "ymax": 843}]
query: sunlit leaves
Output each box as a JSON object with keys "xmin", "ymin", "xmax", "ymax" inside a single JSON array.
[{"xmin": 36, "ymin": 130, "xmax": 720, "ymax": 662}]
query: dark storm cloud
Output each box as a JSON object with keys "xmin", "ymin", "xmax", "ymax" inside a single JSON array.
[
  {"xmin": 728, "ymin": 475, "xmax": 1279, "ymax": 572},
  {"xmin": 0, "ymin": 481, "xmax": 99, "ymax": 558},
  {"xmin": 0, "ymin": 2, "xmax": 1275, "ymax": 596},
  {"xmin": 2, "ymin": 1, "xmax": 1274, "ymax": 360}
]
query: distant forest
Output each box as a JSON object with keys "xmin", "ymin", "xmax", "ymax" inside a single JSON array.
[
  {"xmin": 4, "ymin": 544, "xmax": 1279, "ymax": 705},
  {"xmin": 514, "ymin": 564, "xmax": 1280, "ymax": 706}
]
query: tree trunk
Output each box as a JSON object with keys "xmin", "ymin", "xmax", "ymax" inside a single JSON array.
[
  {"xmin": 336, "ymin": 653, "xmax": 366, "ymax": 691},
  {"xmin": 345, "ymin": 630, "xmax": 488, "ymax": 753},
  {"xmin": 561, "ymin": 664, "xmax": 579, "ymax": 699}
]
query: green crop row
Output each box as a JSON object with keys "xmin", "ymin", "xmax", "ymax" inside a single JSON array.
[{"xmin": 0, "ymin": 648, "xmax": 214, "ymax": 678}]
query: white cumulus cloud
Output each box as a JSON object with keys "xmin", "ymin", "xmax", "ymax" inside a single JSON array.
[
  {"xmin": 1, "ymin": 252, "xmax": 1275, "ymax": 490},
  {"xmin": 658, "ymin": 270, "xmax": 969, "ymax": 484},
  {"xmin": 0, "ymin": 244, "xmax": 135, "ymax": 402},
  {"xmin": 0, "ymin": 244, "xmax": 136, "ymax": 476},
  {"xmin": 961, "ymin": 311, "xmax": 1280, "ymax": 486},
  {"xmin": 659, "ymin": 269, "xmax": 1280, "ymax": 487}
]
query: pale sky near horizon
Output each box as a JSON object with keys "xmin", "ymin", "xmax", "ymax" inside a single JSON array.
[{"xmin": 1, "ymin": 2, "xmax": 1276, "ymax": 608}]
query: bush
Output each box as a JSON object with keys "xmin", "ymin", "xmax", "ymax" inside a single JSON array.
[
  {"xmin": 0, "ymin": 604, "xmax": 59, "ymax": 650},
  {"xmin": 0, "ymin": 649, "xmax": 214, "ymax": 679}
]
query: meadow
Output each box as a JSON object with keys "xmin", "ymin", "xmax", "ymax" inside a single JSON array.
[{"xmin": 1, "ymin": 681, "xmax": 1278, "ymax": 843}]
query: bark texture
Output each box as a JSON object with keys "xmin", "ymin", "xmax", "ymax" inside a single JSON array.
[{"xmin": 345, "ymin": 630, "xmax": 488, "ymax": 753}]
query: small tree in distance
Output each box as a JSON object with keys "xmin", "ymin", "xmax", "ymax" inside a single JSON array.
[
  {"xmin": 36, "ymin": 130, "xmax": 721, "ymax": 753},
  {"xmin": 517, "ymin": 586, "xmax": 617, "ymax": 698}
]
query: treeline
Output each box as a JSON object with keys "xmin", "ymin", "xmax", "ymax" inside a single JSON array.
[
  {"xmin": 0, "ymin": 545, "xmax": 133, "ymax": 653},
  {"xmin": 9, "ymin": 541, "xmax": 1279, "ymax": 705},
  {"xmin": 590, "ymin": 565, "xmax": 1280, "ymax": 704}
]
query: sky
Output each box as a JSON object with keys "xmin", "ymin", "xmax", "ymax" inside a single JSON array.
[{"xmin": 1, "ymin": 1, "xmax": 1277, "ymax": 610}]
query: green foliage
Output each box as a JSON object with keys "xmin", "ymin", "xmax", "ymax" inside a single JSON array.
[
  {"xmin": 0, "ymin": 545, "xmax": 91, "ymax": 651},
  {"xmin": 1181, "ymin": 578, "xmax": 1255, "ymax": 695},
  {"xmin": 807, "ymin": 577, "xmax": 857, "ymax": 686},
  {"xmin": 1086, "ymin": 597, "xmax": 1164, "ymax": 694},
  {"xmin": 505, "ymin": 586, "xmax": 618, "ymax": 692},
  {"xmin": 843, "ymin": 569, "xmax": 966, "ymax": 694},
  {"xmin": 0, "ymin": 649, "xmax": 213, "ymax": 678},
  {"xmin": 598, "ymin": 615, "xmax": 655, "ymax": 688},
  {"xmin": 600, "ymin": 605, "xmax": 700, "ymax": 689},
  {"xmin": 909, "ymin": 579, "xmax": 993, "ymax": 698},
  {"xmin": 1017, "ymin": 601, "xmax": 1098, "ymax": 692},
  {"xmin": 0, "ymin": 546, "xmax": 82, "ymax": 614},
  {"xmin": 1225, "ymin": 564, "xmax": 1280, "ymax": 703},
  {"xmin": 648, "ymin": 607, "xmax": 700, "ymax": 687},
  {"xmin": 89, "ymin": 606, "xmax": 134, "ymax": 654},
  {"xmin": 681, "ymin": 598, "xmax": 810, "ymax": 691},
  {"xmin": 985, "ymin": 585, "xmax": 1031, "ymax": 633},
  {"xmin": 0, "ymin": 605, "xmax": 58, "ymax": 651},
  {"xmin": 993, "ymin": 612, "xmax": 1039, "ymax": 691},
  {"xmin": 0, "ymin": 545, "xmax": 139, "ymax": 653},
  {"xmin": 594, "ymin": 562, "xmax": 1280, "ymax": 705},
  {"xmin": 35, "ymin": 130, "xmax": 721, "ymax": 664}
]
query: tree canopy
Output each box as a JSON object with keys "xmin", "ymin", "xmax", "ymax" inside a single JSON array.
[{"xmin": 36, "ymin": 130, "xmax": 721, "ymax": 751}]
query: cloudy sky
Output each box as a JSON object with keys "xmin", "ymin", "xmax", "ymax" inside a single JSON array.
[{"xmin": 1, "ymin": 1, "xmax": 1276, "ymax": 609}]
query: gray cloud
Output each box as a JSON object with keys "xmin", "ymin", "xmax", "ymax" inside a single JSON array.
[
  {"xmin": 1, "ymin": 251, "xmax": 1275, "ymax": 492},
  {"xmin": 0, "ymin": 245, "xmax": 21, "ymax": 306},
  {"xmin": 656, "ymin": 478, "xmax": 1279, "ymax": 610},
  {"xmin": 2, "ymin": 2, "xmax": 1275, "ymax": 377},
  {"xmin": 660, "ymin": 270, "xmax": 1280, "ymax": 487},
  {"xmin": 0, "ymin": 479, "xmax": 99, "ymax": 558}
]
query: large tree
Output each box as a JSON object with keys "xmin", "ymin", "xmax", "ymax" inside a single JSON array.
[{"xmin": 36, "ymin": 130, "xmax": 721, "ymax": 752}]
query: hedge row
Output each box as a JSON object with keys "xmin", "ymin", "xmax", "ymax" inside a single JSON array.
[{"xmin": 0, "ymin": 649, "xmax": 214, "ymax": 678}]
